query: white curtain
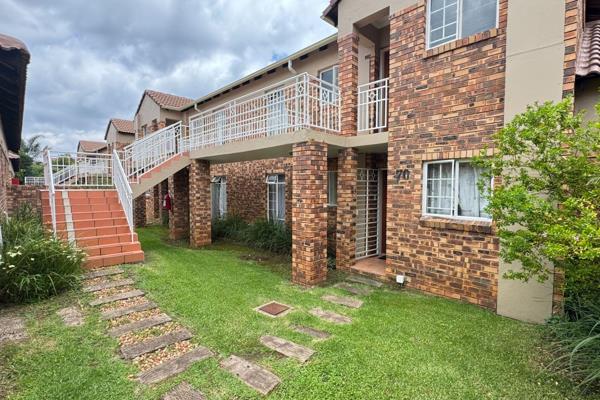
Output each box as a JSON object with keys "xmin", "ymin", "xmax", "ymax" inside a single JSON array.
[{"xmin": 457, "ymin": 162, "xmax": 489, "ymax": 217}]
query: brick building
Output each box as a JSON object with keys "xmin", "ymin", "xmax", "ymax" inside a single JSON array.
[{"xmin": 48, "ymin": 0, "xmax": 599, "ymax": 323}]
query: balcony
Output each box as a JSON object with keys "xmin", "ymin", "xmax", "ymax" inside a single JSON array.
[{"xmin": 357, "ymin": 78, "xmax": 389, "ymax": 133}]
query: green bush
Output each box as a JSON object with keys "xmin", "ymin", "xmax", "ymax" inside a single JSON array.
[
  {"xmin": 0, "ymin": 205, "xmax": 84, "ymax": 303},
  {"xmin": 211, "ymin": 215, "xmax": 291, "ymax": 255}
]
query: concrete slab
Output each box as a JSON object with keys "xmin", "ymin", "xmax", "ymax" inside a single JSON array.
[
  {"xmin": 121, "ymin": 329, "xmax": 193, "ymax": 360},
  {"xmin": 322, "ymin": 294, "xmax": 363, "ymax": 309},
  {"xmin": 83, "ymin": 278, "xmax": 135, "ymax": 293},
  {"xmin": 89, "ymin": 289, "xmax": 144, "ymax": 306},
  {"xmin": 334, "ymin": 282, "xmax": 372, "ymax": 296},
  {"xmin": 0, "ymin": 316, "xmax": 27, "ymax": 344},
  {"xmin": 57, "ymin": 306, "xmax": 84, "ymax": 327},
  {"xmin": 309, "ymin": 308, "xmax": 352, "ymax": 324},
  {"xmin": 347, "ymin": 275, "xmax": 383, "ymax": 288},
  {"xmin": 162, "ymin": 382, "xmax": 205, "ymax": 399},
  {"xmin": 220, "ymin": 355, "xmax": 280, "ymax": 395},
  {"xmin": 101, "ymin": 301, "xmax": 157, "ymax": 320},
  {"xmin": 138, "ymin": 347, "xmax": 213, "ymax": 385},
  {"xmin": 108, "ymin": 313, "xmax": 172, "ymax": 337},
  {"xmin": 260, "ymin": 335, "xmax": 315, "ymax": 363},
  {"xmin": 293, "ymin": 325, "xmax": 331, "ymax": 340}
]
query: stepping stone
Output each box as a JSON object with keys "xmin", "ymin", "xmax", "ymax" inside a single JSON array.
[
  {"xmin": 121, "ymin": 329, "xmax": 193, "ymax": 360},
  {"xmin": 309, "ymin": 308, "xmax": 352, "ymax": 324},
  {"xmin": 260, "ymin": 335, "xmax": 315, "ymax": 363},
  {"xmin": 347, "ymin": 275, "xmax": 383, "ymax": 288},
  {"xmin": 101, "ymin": 301, "xmax": 157, "ymax": 320},
  {"xmin": 293, "ymin": 325, "xmax": 331, "ymax": 340},
  {"xmin": 162, "ymin": 381, "xmax": 205, "ymax": 400},
  {"xmin": 334, "ymin": 282, "xmax": 372, "ymax": 296},
  {"xmin": 89, "ymin": 289, "xmax": 144, "ymax": 306},
  {"xmin": 83, "ymin": 278, "xmax": 135, "ymax": 293},
  {"xmin": 0, "ymin": 316, "xmax": 27, "ymax": 344},
  {"xmin": 139, "ymin": 346, "xmax": 213, "ymax": 385},
  {"xmin": 220, "ymin": 355, "xmax": 280, "ymax": 395},
  {"xmin": 57, "ymin": 306, "xmax": 84, "ymax": 327},
  {"xmin": 108, "ymin": 313, "xmax": 172, "ymax": 337},
  {"xmin": 322, "ymin": 294, "xmax": 363, "ymax": 309},
  {"xmin": 83, "ymin": 267, "xmax": 124, "ymax": 279}
]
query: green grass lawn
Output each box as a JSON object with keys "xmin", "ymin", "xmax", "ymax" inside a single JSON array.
[{"xmin": 0, "ymin": 226, "xmax": 592, "ymax": 399}]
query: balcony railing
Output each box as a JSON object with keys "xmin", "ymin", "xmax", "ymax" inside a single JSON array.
[
  {"xmin": 47, "ymin": 151, "xmax": 113, "ymax": 188},
  {"xmin": 357, "ymin": 78, "xmax": 389, "ymax": 133},
  {"xmin": 187, "ymin": 73, "xmax": 340, "ymax": 150},
  {"xmin": 24, "ymin": 176, "xmax": 45, "ymax": 185}
]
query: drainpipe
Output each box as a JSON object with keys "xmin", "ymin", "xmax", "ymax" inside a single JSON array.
[{"xmin": 287, "ymin": 59, "xmax": 297, "ymax": 75}]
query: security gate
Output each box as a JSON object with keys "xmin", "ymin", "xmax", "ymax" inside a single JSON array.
[{"xmin": 356, "ymin": 168, "xmax": 381, "ymax": 259}]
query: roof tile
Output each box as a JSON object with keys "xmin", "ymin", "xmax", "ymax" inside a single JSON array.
[
  {"xmin": 78, "ymin": 140, "xmax": 107, "ymax": 153},
  {"xmin": 577, "ymin": 21, "xmax": 600, "ymax": 77},
  {"xmin": 145, "ymin": 90, "xmax": 193, "ymax": 110},
  {"xmin": 110, "ymin": 118, "xmax": 135, "ymax": 134}
]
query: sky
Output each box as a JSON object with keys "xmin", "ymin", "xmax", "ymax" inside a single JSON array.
[{"xmin": 0, "ymin": 0, "xmax": 335, "ymax": 152}]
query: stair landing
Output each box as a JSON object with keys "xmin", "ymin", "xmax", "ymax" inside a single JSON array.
[{"xmin": 41, "ymin": 190, "xmax": 144, "ymax": 269}]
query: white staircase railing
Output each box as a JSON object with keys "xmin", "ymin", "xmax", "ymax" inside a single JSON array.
[
  {"xmin": 24, "ymin": 176, "xmax": 46, "ymax": 185},
  {"xmin": 43, "ymin": 150, "xmax": 57, "ymax": 234},
  {"xmin": 112, "ymin": 150, "xmax": 134, "ymax": 240},
  {"xmin": 47, "ymin": 151, "xmax": 113, "ymax": 187},
  {"xmin": 358, "ymin": 77, "xmax": 389, "ymax": 133}
]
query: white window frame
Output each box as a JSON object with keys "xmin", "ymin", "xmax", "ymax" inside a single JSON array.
[
  {"xmin": 319, "ymin": 65, "xmax": 339, "ymax": 103},
  {"xmin": 211, "ymin": 176, "xmax": 227, "ymax": 220},
  {"xmin": 327, "ymin": 170, "xmax": 337, "ymax": 206},
  {"xmin": 266, "ymin": 174, "xmax": 286, "ymax": 223},
  {"xmin": 426, "ymin": 0, "xmax": 500, "ymax": 50},
  {"xmin": 422, "ymin": 159, "xmax": 492, "ymax": 221}
]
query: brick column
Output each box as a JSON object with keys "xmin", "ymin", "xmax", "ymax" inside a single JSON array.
[
  {"xmin": 159, "ymin": 179, "xmax": 169, "ymax": 225},
  {"xmin": 189, "ymin": 159, "xmax": 211, "ymax": 247},
  {"xmin": 153, "ymin": 184, "xmax": 160, "ymax": 219},
  {"xmin": 168, "ymin": 167, "xmax": 189, "ymax": 240},
  {"xmin": 134, "ymin": 196, "xmax": 146, "ymax": 228},
  {"xmin": 338, "ymin": 32, "xmax": 359, "ymax": 137},
  {"xmin": 336, "ymin": 148, "xmax": 358, "ymax": 271},
  {"xmin": 292, "ymin": 141, "xmax": 328, "ymax": 286}
]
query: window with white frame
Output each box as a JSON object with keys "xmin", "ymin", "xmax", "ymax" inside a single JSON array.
[
  {"xmin": 266, "ymin": 174, "xmax": 285, "ymax": 223},
  {"xmin": 319, "ymin": 65, "xmax": 339, "ymax": 103},
  {"xmin": 427, "ymin": 0, "xmax": 498, "ymax": 49},
  {"xmin": 423, "ymin": 160, "xmax": 491, "ymax": 219},
  {"xmin": 327, "ymin": 171, "xmax": 337, "ymax": 206},
  {"xmin": 211, "ymin": 176, "xmax": 227, "ymax": 220}
]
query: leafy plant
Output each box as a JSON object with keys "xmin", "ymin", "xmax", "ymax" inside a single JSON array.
[
  {"xmin": 211, "ymin": 215, "xmax": 291, "ymax": 255},
  {"xmin": 0, "ymin": 205, "xmax": 84, "ymax": 303},
  {"xmin": 16, "ymin": 135, "xmax": 47, "ymax": 182}
]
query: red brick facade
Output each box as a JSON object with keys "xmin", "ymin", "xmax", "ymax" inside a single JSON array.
[
  {"xmin": 6, "ymin": 184, "xmax": 42, "ymax": 216},
  {"xmin": 168, "ymin": 167, "xmax": 190, "ymax": 240},
  {"xmin": 335, "ymin": 148, "xmax": 358, "ymax": 271},
  {"xmin": 189, "ymin": 160, "xmax": 211, "ymax": 247}
]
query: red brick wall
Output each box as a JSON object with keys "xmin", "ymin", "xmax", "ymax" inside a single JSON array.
[
  {"xmin": 7, "ymin": 185, "xmax": 42, "ymax": 216},
  {"xmin": 189, "ymin": 160, "xmax": 211, "ymax": 247},
  {"xmin": 385, "ymin": 0, "xmax": 508, "ymax": 309}
]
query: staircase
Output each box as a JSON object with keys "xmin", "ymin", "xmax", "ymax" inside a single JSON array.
[{"xmin": 41, "ymin": 189, "xmax": 144, "ymax": 269}]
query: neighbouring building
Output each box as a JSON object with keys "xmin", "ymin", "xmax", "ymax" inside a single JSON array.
[
  {"xmin": 44, "ymin": 0, "xmax": 599, "ymax": 324},
  {"xmin": 77, "ymin": 140, "xmax": 108, "ymax": 154},
  {"xmin": 104, "ymin": 118, "xmax": 135, "ymax": 153},
  {"xmin": 0, "ymin": 33, "xmax": 29, "ymax": 213}
]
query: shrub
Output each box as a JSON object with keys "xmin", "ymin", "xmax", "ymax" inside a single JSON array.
[
  {"xmin": 211, "ymin": 215, "xmax": 291, "ymax": 255},
  {"xmin": 212, "ymin": 215, "xmax": 248, "ymax": 242},
  {"xmin": 0, "ymin": 205, "xmax": 84, "ymax": 303}
]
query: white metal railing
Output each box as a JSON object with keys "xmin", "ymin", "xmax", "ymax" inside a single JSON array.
[
  {"xmin": 188, "ymin": 73, "xmax": 340, "ymax": 150},
  {"xmin": 121, "ymin": 122, "xmax": 184, "ymax": 183},
  {"xmin": 358, "ymin": 77, "xmax": 389, "ymax": 133},
  {"xmin": 43, "ymin": 150, "xmax": 57, "ymax": 234},
  {"xmin": 47, "ymin": 151, "xmax": 112, "ymax": 188},
  {"xmin": 112, "ymin": 150, "xmax": 134, "ymax": 240},
  {"xmin": 24, "ymin": 176, "xmax": 45, "ymax": 186}
]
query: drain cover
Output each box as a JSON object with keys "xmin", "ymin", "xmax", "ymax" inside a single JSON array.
[{"xmin": 255, "ymin": 301, "xmax": 292, "ymax": 317}]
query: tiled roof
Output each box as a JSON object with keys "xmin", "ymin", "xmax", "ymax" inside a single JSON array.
[
  {"xmin": 322, "ymin": 0, "xmax": 340, "ymax": 25},
  {"xmin": 0, "ymin": 34, "xmax": 30, "ymax": 55},
  {"xmin": 78, "ymin": 140, "xmax": 107, "ymax": 153},
  {"xmin": 145, "ymin": 90, "xmax": 193, "ymax": 110},
  {"xmin": 577, "ymin": 21, "xmax": 600, "ymax": 77},
  {"xmin": 110, "ymin": 118, "xmax": 135, "ymax": 134}
]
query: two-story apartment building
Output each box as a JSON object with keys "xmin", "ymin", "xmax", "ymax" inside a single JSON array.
[{"xmin": 83, "ymin": 0, "xmax": 597, "ymax": 324}]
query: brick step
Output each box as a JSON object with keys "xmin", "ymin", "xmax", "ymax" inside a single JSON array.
[
  {"xmin": 51, "ymin": 217, "xmax": 129, "ymax": 231},
  {"xmin": 55, "ymin": 224, "xmax": 133, "ymax": 240},
  {"xmin": 82, "ymin": 241, "xmax": 142, "ymax": 257},
  {"xmin": 40, "ymin": 190, "xmax": 118, "ymax": 200},
  {"xmin": 77, "ymin": 232, "xmax": 139, "ymax": 247},
  {"xmin": 43, "ymin": 210, "xmax": 125, "ymax": 223},
  {"xmin": 85, "ymin": 250, "xmax": 144, "ymax": 269},
  {"xmin": 42, "ymin": 203, "xmax": 123, "ymax": 214}
]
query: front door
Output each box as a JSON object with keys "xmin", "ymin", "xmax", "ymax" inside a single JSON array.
[{"xmin": 356, "ymin": 168, "xmax": 381, "ymax": 259}]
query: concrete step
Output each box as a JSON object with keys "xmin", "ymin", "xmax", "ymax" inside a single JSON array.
[
  {"xmin": 77, "ymin": 232, "xmax": 139, "ymax": 247},
  {"xmin": 85, "ymin": 250, "xmax": 144, "ymax": 269},
  {"xmin": 82, "ymin": 242, "xmax": 142, "ymax": 257}
]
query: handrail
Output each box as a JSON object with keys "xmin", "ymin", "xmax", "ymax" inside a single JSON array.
[
  {"xmin": 112, "ymin": 150, "xmax": 134, "ymax": 240},
  {"xmin": 43, "ymin": 150, "xmax": 57, "ymax": 235},
  {"xmin": 358, "ymin": 77, "xmax": 389, "ymax": 133}
]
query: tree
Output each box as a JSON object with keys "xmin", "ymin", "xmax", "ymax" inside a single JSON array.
[
  {"xmin": 16, "ymin": 135, "xmax": 47, "ymax": 181},
  {"xmin": 475, "ymin": 97, "xmax": 600, "ymax": 300}
]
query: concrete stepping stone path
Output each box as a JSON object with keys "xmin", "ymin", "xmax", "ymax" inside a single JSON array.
[
  {"xmin": 108, "ymin": 313, "xmax": 172, "ymax": 337},
  {"xmin": 57, "ymin": 306, "xmax": 84, "ymax": 327},
  {"xmin": 293, "ymin": 325, "xmax": 331, "ymax": 340},
  {"xmin": 0, "ymin": 316, "xmax": 27, "ymax": 344},
  {"xmin": 83, "ymin": 267, "xmax": 124, "ymax": 279},
  {"xmin": 221, "ymin": 355, "xmax": 281, "ymax": 395},
  {"xmin": 162, "ymin": 381, "xmax": 205, "ymax": 400},
  {"xmin": 121, "ymin": 329, "xmax": 193, "ymax": 360},
  {"xmin": 83, "ymin": 278, "xmax": 135, "ymax": 293},
  {"xmin": 322, "ymin": 294, "xmax": 363, "ymax": 309},
  {"xmin": 101, "ymin": 301, "xmax": 157, "ymax": 320},
  {"xmin": 260, "ymin": 335, "xmax": 315, "ymax": 363},
  {"xmin": 309, "ymin": 308, "xmax": 352, "ymax": 324},
  {"xmin": 334, "ymin": 282, "xmax": 372, "ymax": 296},
  {"xmin": 139, "ymin": 347, "xmax": 213, "ymax": 385},
  {"xmin": 89, "ymin": 289, "xmax": 145, "ymax": 306},
  {"xmin": 347, "ymin": 275, "xmax": 383, "ymax": 288}
]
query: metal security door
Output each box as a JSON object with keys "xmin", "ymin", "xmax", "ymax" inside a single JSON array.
[{"xmin": 356, "ymin": 168, "xmax": 380, "ymax": 259}]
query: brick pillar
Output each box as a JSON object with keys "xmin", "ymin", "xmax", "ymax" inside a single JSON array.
[
  {"xmin": 168, "ymin": 168, "xmax": 189, "ymax": 240},
  {"xmin": 338, "ymin": 32, "xmax": 359, "ymax": 137},
  {"xmin": 336, "ymin": 148, "xmax": 358, "ymax": 271},
  {"xmin": 134, "ymin": 195, "xmax": 146, "ymax": 228},
  {"xmin": 189, "ymin": 159, "xmax": 211, "ymax": 247},
  {"xmin": 292, "ymin": 141, "xmax": 328, "ymax": 286},
  {"xmin": 153, "ymin": 184, "xmax": 160, "ymax": 219},
  {"xmin": 159, "ymin": 179, "xmax": 169, "ymax": 225}
]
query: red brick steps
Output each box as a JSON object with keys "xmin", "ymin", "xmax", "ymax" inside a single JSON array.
[{"xmin": 41, "ymin": 189, "xmax": 144, "ymax": 269}]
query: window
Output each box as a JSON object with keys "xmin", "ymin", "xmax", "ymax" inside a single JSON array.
[
  {"xmin": 327, "ymin": 171, "xmax": 337, "ymax": 206},
  {"xmin": 427, "ymin": 0, "xmax": 498, "ymax": 49},
  {"xmin": 211, "ymin": 176, "xmax": 227, "ymax": 220},
  {"xmin": 266, "ymin": 89, "xmax": 288, "ymax": 136},
  {"xmin": 266, "ymin": 174, "xmax": 285, "ymax": 223},
  {"xmin": 319, "ymin": 65, "xmax": 339, "ymax": 103},
  {"xmin": 423, "ymin": 160, "xmax": 491, "ymax": 220}
]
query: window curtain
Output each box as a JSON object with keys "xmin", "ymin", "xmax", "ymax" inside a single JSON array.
[
  {"xmin": 457, "ymin": 162, "xmax": 489, "ymax": 217},
  {"xmin": 276, "ymin": 181, "xmax": 286, "ymax": 222}
]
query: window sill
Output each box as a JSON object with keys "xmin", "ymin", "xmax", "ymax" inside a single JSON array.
[
  {"xmin": 419, "ymin": 216, "xmax": 493, "ymax": 234},
  {"xmin": 424, "ymin": 28, "xmax": 499, "ymax": 59}
]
